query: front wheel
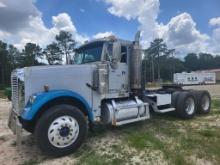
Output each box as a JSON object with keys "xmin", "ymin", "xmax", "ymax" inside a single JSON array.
[{"xmin": 35, "ymin": 104, "xmax": 87, "ymax": 157}]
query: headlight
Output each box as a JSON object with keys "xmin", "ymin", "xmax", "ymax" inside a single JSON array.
[{"xmin": 29, "ymin": 95, "xmax": 37, "ymax": 104}]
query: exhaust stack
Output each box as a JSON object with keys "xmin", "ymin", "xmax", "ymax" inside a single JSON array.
[{"xmin": 130, "ymin": 31, "xmax": 142, "ymax": 95}]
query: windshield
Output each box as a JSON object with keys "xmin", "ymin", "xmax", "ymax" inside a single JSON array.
[{"xmin": 74, "ymin": 42, "xmax": 104, "ymax": 64}]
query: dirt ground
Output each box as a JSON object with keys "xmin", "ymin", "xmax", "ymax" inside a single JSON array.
[{"xmin": 0, "ymin": 84, "xmax": 220, "ymax": 165}]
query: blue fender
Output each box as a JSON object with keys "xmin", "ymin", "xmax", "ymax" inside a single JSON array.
[{"xmin": 21, "ymin": 90, "xmax": 93, "ymax": 121}]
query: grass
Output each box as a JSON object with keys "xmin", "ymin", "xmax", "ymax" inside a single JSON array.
[
  {"xmin": 21, "ymin": 159, "xmax": 41, "ymax": 165},
  {"xmin": 212, "ymin": 99, "xmax": 220, "ymax": 109},
  {"xmin": 75, "ymin": 99, "xmax": 220, "ymax": 165},
  {"xmin": 121, "ymin": 118, "xmax": 190, "ymax": 165},
  {"xmin": 75, "ymin": 144, "xmax": 123, "ymax": 165}
]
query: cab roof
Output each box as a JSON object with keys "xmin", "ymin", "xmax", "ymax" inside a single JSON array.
[{"xmin": 76, "ymin": 36, "xmax": 133, "ymax": 51}]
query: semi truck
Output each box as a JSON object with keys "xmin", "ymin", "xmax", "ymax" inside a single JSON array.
[
  {"xmin": 8, "ymin": 32, "xmax": 211, "ymax": 157},
  {"xmin": 174, "ymin": 72, "xmax": 216, "ymax": 85}
]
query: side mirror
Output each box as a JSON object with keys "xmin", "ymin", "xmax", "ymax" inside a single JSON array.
[{"xmin": 111, "ymin": 42, "xmax": 121, "ymax": 69}]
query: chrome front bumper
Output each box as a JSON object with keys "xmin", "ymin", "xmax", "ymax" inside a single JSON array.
[{"xmin": 8, "ymin": 108, "xmax": 22, "ymax": 147}]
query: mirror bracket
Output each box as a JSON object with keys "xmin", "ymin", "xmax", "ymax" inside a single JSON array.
[{"xmin": 111, "ymin": 41, "xmax": 121, "ymax": 69}]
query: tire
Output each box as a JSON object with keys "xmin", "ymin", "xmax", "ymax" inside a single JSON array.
[
  {"xmin": 193, "ymin": 90, "xmax": 211, "ymax": 114},
  {"xmin": 35, "ymin": 104, "xmax": 87, "ymax": 157},
  {"xmin": 176, "ymin": 91, "xmax": 196, "ymax": 119},
  {"xmin": 171, "ymin": 91, "xmax": 181, "ymax": 108}
]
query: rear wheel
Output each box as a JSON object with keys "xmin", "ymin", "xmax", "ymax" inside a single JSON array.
[
  {"xmin": 176, "ymin": 91, "xmax": 196, "ymax": 119},
  {"xmin": 193, "ymin": 90, "xmax": 211, "ymax": 114},
  {"xmin": 171, "ymin": 91, "xmax": 181, "ymax": 108},
  {"xmin": 35, "ymin": 104, "xmax": 87, "ymax": 157}
]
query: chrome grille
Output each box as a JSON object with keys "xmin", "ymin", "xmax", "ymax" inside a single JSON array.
[
  {"xmin": 11, "ymin": 74, "xmax": 19, "ymax": 113},
  {"xmin": 11, "ymin": 73, "xmax": 24, "ymax": 115}
]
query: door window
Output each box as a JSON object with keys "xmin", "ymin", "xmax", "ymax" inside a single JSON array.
[{"xmin": 120, "ymin": 46, "xmax": 127, "ymax": 63}]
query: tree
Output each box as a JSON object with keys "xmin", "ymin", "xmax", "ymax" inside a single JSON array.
[
  {"xmin": 166, "ymin": 49, "xmax": 176, "ymax": 80},
  {"xmin": 8, "ymin": 45, "xmax": 21, "ymax": 68},
  {"xmin": 55, "ymin": 31, "xmax": 76, "ymax": 64},
  {"xmin": 43, "ymin": 43, "xmax": 62, "ymax": 65},
  {"xmin": 144, "ymin": 48, "xmax": 154, "ymax": 82},
  {"xmin": 214, "ymin": 55, "xmax": 220, "ymax": 68},
  {"xmin": 0, "ymin": 41, "xmax": 9, "ymax": 87},
  {"xmin": 145, "ymin": 38, "xmax": 168, "ymax": 82},
  {"xmin": 184, "ymin": 53, "xmax": 199, "ymax": 71},
  {"xmin": 21, "ymin": 43, "xmax": 43, "ymax": 66},
  {"xmin": 198, "ymin": 53, "xmax": 214, "ymax": 70}
]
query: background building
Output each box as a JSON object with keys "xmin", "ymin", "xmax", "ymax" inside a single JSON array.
[{"xmin": 196, "ymin": 69, "xmax": 220, "ymax": 83}]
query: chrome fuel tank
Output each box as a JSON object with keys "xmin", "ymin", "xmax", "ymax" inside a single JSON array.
[{"xmin": 101, "ymin": 97, "xmax": 149, "ymax": 126}]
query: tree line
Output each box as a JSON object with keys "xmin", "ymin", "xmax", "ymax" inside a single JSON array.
[
  {"xmin": 0, "ymin": 31, "xmax": 76, "ymax": 88},
  {"xmin": 1, "ymin": 31, "xmax": 220, "ymax": 88},
  {"xmin": 143, "ymin": 39, "xmax": 220, "ymax": 82}
]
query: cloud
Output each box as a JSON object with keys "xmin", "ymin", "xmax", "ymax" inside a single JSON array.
[
  {"xmin": 93, "ymin": 31, "xmax": 114, "ymax": 39},
  {"xmin": 105, "ymin": 0, "xmax": 160, "ymax": 47},
  {"xmin": 212, "ymin": 28, "xmax": 220, "ymax": 42},
  {"xmin": 164, "ymin": 13, "xmax": 209, "ymax": 45},
  {"xmin": 0, "ymin": 0, "xmax": 40, "ymax": 33},
  {"xmin": 0, "ymin": 1, "xmax": 6, "ymax": 7},
  {"xmin": 161, "ymin": 13, "xmax": 210, "ymax": 54},
  {"xmin": 0, "ymin": 1, "xmax": 88, "ymax": 49},
  {"xmin": 0, "ymin": 0, "xmax": 219, "ymax": 56},
  {"xmin": 104, "ymin": 0, "xmax": 218, "ymax": 56},
  {"xmin": 52, "ymin": 13, "xmax": 77, "ymax": 33},
  {"xmin": 12, "ymin": 13, "xmax": 88, "ymax": 49},
  {"xmin": 209, "ymin": 17, "xmax": 220, "ymax": 54},
  {"xmin": 209, "ymin": 17, "xmax": 220, "ymax": 26}
]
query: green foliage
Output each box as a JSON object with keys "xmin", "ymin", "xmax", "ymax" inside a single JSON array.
[
  {"xmin": 145, "ymin": 38, "xmax": 168, "ymax": 82},
  {"xmin": 55, "ymin": 30, "xmax": 76, "ymax": 64},
  {"xmin": 4, "ymin": 87, "xmax": 11, "ymax": 100},
  {"xmin": 21, "ymin": 43, "xmax": 43, "ymax": 66},
  {"xmin": 0, "ymin": 41, "xmax": 10, "ymax": 86},
  {"xmin": 43, "ymin": 42, "xmax": 62, "ymax": 65},
  {"xmin": 184, "ymin": 53, "xmax": 220, "ymax": 72},
  {"xmin": 0, "ymin": 84, "xmax": 6, "ymax": 90},
  {"xmin": 144, "ymin": 39, "xmax": 185, "ymax": 82},
  {"xmin": 184, "ymin": 53, "xmax": 198, "ymax": 71}
]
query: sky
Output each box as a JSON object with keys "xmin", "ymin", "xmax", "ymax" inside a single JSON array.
[{"xmin": 0, "ymin": 0, "xmax": 220, "ymax": 57}]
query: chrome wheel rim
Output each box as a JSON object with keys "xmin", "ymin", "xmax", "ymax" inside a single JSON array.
[
  {"xmin": 185, "ymin": 97, "xmax": 195, "ymax": 115},
  {"xmin": 201, "ymin": 95, "xmax": 210, "ymax": 111},
  {"xmin": 48, "ymin": 115, "xmax": 79, "ymax": 148}
]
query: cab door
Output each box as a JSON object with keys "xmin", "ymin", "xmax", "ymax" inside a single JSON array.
[{"xmin": 108, "ymin": 45, "xmax": 129, "ymax": 95}]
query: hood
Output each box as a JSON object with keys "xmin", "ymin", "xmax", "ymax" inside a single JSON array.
[{"xmin": 22, "ymin": 64, "xmax": 96, "ymax": 105}]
